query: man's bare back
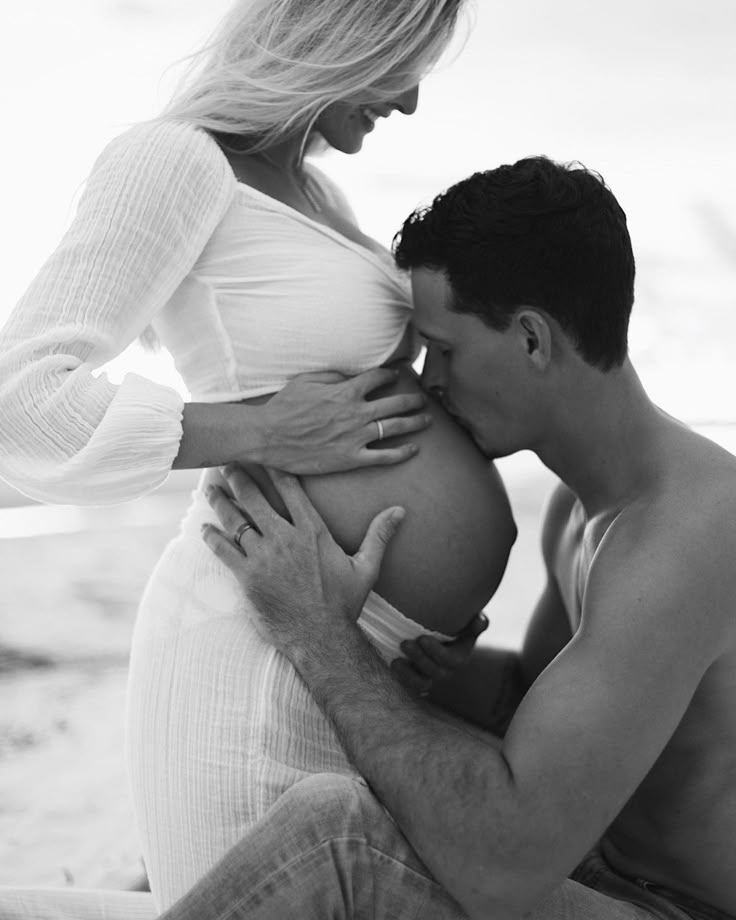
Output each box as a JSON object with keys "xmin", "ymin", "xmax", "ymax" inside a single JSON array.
[{"xmin": 547, "ymin": 417, "xmax": 736, "ymax": 915}]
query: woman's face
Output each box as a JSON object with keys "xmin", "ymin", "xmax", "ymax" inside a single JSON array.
[{"xmin": 316, "ymin": 84, "xmax": 420, "ymax": 154}]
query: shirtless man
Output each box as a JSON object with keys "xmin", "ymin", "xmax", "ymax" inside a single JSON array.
[{"xmin": 164, "ymin": 156, "xmax": 736, "ymax": 920}]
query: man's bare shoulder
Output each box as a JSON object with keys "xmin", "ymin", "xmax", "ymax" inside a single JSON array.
[
  {"xmin": 629, "ymin": 428, "xmax": 736, "ymax": 547},
  {"xmin": 586, "ymin": 431, "xmax": 736, "ymax": 645}
]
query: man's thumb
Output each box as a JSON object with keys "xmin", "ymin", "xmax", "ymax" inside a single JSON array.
[{"xmin": 354, "ymin": 506, "xmax": 405, "ymax": 576}]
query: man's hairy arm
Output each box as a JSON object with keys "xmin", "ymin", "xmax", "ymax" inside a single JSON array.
[
  {"xmin": 291, "ymin": 506, "xmax": 729, "ymax": 920},
  {"xmin": 204, "ymin": 470, "xmax": 732, "ymax": 920}
]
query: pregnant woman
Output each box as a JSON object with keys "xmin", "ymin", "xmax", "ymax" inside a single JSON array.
[{"xmin": 0, "ymin": 0, "xmax": 516, "ymax": 910}]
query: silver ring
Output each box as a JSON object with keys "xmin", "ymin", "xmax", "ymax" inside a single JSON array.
[
  {"xmin": 375, "ymin": 419, "xmax": 385, "ymax": 441},
  {"xmin": 233, "ymin": 521, "xmax": 255, "ymax": 549}
]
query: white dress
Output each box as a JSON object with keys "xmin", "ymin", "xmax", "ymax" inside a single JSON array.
[{"xmin": 0, "ymin": 120, "xmax": 448, "ymax": 909}]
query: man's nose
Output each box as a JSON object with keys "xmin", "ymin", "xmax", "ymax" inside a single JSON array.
[
  {"xmin": 392, "ymin": 85, "xmax": 419, "ymax": 116},
  {"xmin": 420, "ymin": 345, "xmax": 447, "ymax": 400}
]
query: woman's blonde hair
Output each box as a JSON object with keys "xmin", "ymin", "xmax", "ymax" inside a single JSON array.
[{"xmin": 159, "ymin": 0, "xmax": 466, "ymax": 151}]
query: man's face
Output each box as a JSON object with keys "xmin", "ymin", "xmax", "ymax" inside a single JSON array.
[{"xmin": 411, "ymin": 267, "xmax": 534, "ymax": 459}]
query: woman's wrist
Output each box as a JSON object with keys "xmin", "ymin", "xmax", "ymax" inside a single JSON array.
[
  {"xmin": 173, "ymin": 401, "xmax": 269, "ymax": 469},
  {"xmin": 173, "ymin": 369, "xmax": 431, "ymax": 475}
]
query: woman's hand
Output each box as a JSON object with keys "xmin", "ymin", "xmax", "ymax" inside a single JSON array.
[
  {"xmin": 260, "ymin": 368, "xmax": 431, "ymax": 475},
  {"xmin": 390, "ymin": 613, "xmax": 489, "ymax": 697}
]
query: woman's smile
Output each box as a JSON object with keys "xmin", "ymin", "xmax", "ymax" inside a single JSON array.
[
  {"xmin": 318, "ymin": 87, "xmax": 419, "ymax": 153},
  {"xmin": 357, "ymin": 105, "xmax": 386, "ymax": 131}
]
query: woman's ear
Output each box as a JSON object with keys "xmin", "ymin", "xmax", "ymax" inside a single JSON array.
[{"xmin": 516, "ymin": 309, "xmax": 552, "ymax": 370}]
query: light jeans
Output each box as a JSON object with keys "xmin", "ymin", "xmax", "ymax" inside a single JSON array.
[{"xmin": 157, "ymin": 773, "xmax": 704, "ymax": 920}]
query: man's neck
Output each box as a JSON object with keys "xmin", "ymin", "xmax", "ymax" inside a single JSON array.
[{"xmin": 534, "ymin": 359, "xmax": 670, "ymax": 517}]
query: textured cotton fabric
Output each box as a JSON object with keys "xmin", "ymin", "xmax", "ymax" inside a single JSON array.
[
  {"xmin": 0, "ymin": 119, "xmax": 449, "ymax": 910},
  {"xmin": 127, "ymin": 485, "xmax": 451, "ymax": 909},
  {"xmin": 0, "ymin": 121, "xmax": 234, "ymax": 503},
  {"xmin": 0, "ymin": 887, "xmax": 156, "ymax": 920},
  {"xmin": 0, "ymin": 120, "xmax": 410, "ymax": 502}
]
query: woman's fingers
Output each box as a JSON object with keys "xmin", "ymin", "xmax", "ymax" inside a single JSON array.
[
  {"xmin": 369, "ymin": 392, "xmax": 427, "ymax": 420},
  {"xmin": 352, "ymin": 366, "xmax": 403, "ymax": 398},
  {"xmin": 366, "ymin": 412, "xmax": 431, "ymax": 444},
  {"xmin": 290, "ymin": 370, "xmax": 348, "ymax": 385},
  {"xmin": 362, "ymin": 392, "xmax": 431, "ymax": 449},
  {"xmin": 355, "ymin": 444, "xmax": 420, "ymax": 466},
  {"xmin": 261, "ymin": 367, "xmax": 431, "ymax": 474}
]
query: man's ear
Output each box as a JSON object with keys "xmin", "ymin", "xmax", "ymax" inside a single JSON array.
[{"xmin": 516, "ymin": 309, "xmax": 552, "ymax": 370}]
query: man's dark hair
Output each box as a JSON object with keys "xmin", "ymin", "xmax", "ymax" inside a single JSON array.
[{"xmin": 393, "ymin": 156, "xmax": 635, "ymax": 370}]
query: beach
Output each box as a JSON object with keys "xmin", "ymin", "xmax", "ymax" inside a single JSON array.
[
  {"xmin": 0, "ymin": 456, "xmax": 555, "ymax": 890},
  {"xmin": 0, "ymin": 482, "xmax": 192, "ymax": 889}
]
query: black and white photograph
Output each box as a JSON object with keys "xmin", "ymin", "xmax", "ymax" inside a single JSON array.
[{"xmin": 1, "ymin": 1, "xmax": 735, "ymax": 917}]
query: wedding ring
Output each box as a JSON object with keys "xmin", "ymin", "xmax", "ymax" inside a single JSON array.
[
  {"xmin": 233, "ymin": 521, "xmax": 255, "ymax": 549},
  {"xmin": 375, "ymin": 419, "xmax": 385, "ymax": 441}
]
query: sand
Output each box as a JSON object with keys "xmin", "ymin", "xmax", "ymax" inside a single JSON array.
[{"xmin": 0, "ymin": 457, "xmax": 555, "ymax": 892}]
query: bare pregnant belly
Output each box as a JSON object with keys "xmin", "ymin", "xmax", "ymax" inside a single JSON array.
[{"xmin": 203, "ymin": 365, "xmax": 516, "ymax": 634}]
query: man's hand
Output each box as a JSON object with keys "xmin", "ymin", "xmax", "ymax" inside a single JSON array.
[
  {"xmin": 391, "ymin": 613, "xmax": 489, "ymax": 697},
  {"xmin": 202, "ymin": 464, "xmax": 406, "ymax": 661}
]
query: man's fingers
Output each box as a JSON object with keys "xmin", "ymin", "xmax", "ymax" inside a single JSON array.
[
  {"xmin": 353, "ymin": 506, "xmax": 405, "ymax": 579},
  {"xmin": 206, "ymin": 483, "xmax": 257, "ymax": 537},
  {"xmin": 390, "ymin": 657, "xmax": 432, "ymax": 697},
  {"xmin": 399, "ymin": 613, "xmax": 488, "ymax": 675},
  {"xmin": 202, "ymin": 523, "xmax": 251, "ymax": 569},
  {"xmin": 399, "ymin": 638, "xmax": 454, "ymax": 680},
  {"xmin": 460, "ymin": 612, "xmax": 489, "ymax": 639},
  {"xmin": 221, "ymin": 464, "xmax": 282, "ymax": 529},
  {"xmin": 448, "ymin": 612, "xmax": 489, "ymax": 656},
  {"xmin": 266, "ymin": 467, "xmax": 325, "ymax": 529}
]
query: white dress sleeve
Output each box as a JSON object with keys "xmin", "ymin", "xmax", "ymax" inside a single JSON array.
[{"xmin": 0, "ymin": 120, "xmax": 236, "ymax": 505}]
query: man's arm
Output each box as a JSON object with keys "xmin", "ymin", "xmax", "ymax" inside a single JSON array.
[
  {"xmin": 203, "ymin": 469, "xmax": 730, "ymax": 920},
  {"xmin": 414, "ymin": 482, "xmax": 575, "ymax": 735},
  {"xmin": 295, "ymin": 520, "xmax": 724, "ymax": 918}
]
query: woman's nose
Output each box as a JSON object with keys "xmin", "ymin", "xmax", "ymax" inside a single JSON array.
[{"xmin": 392, "ymin": 85, "xmax": 419, "ymax": 116}]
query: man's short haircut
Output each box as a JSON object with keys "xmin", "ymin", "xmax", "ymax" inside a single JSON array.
[{"xmin": 393, "ymin": 156, "xmax": 635, "ymax": 370}]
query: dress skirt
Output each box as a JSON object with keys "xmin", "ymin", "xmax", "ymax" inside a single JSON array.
[{"xmin": 125, "ymin": 480, "xmax": 449, "ymax": 909}]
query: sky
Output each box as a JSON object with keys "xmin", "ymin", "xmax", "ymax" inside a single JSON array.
[{"xmin": 1, "ymin": 0, "xmax": 735, "ymax": 426}]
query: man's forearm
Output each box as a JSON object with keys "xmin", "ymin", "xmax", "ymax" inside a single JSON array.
[{"xmin": 292, "ymin": 626, "xmax": 525, "ymax": 920}]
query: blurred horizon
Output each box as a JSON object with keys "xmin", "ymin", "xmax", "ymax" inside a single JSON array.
[{"xmin": 1, "ymin": 0, "xmax": 735, "ymax": 505}]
